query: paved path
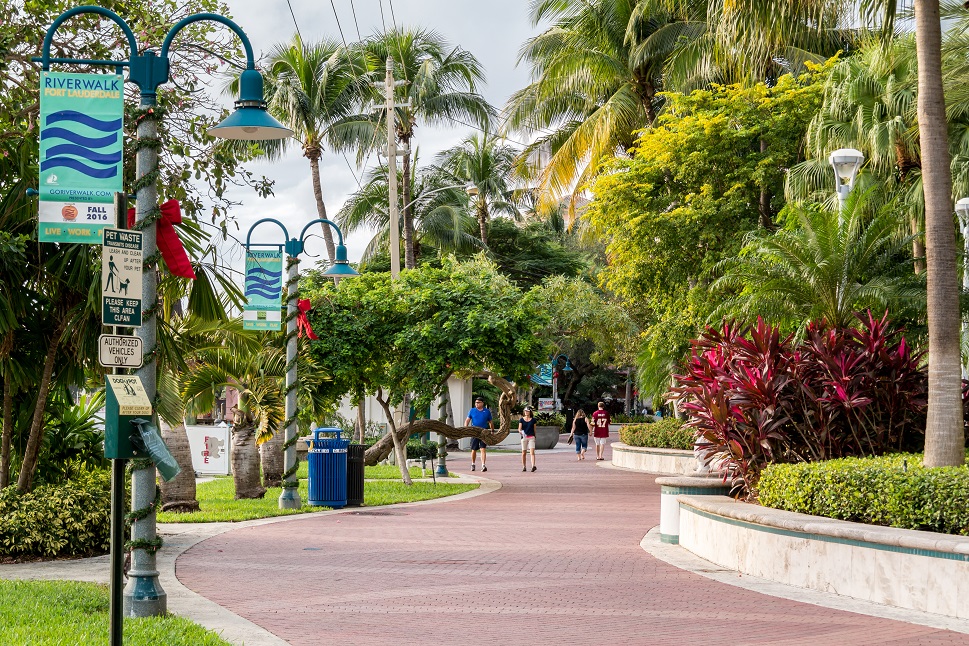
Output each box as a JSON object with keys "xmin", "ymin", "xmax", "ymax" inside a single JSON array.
[{"xmin": 177, "ymin": 442, "xmax": 969, "ymax": 645}]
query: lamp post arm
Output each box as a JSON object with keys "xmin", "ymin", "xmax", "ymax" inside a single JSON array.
[
  {"xmin": 300, "ymin": 218, "xmax": 345, "ymax": 247},
  {"xmin": 161, "ymin": 13, "xmax": 256, "ymax": 70},
  {"xmin": 245, "ymin": 218, "xmax": 290, "ymax": 249},
  {"xmin": 39, "ymin": 6, "xmax": 139, "ymax": 70}
]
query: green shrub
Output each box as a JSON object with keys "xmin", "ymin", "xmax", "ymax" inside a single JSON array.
[
  {"xmin": 534, "ymin": 412, "xmax": 566, "ymax": 427},
  {"xmin": 405, "ymin": 441, "xmax": 439, "ymax": 461},
  {"xmin": 758, "ymin": 454, "xmax": 969, "ymax": 535},
  {"xmin": 0, "ymin": 469, "xmax": 111, "ymax": 558},
  {"xmin": 620, "ymin": 418, "xmax": 694, "ymax": 450}
]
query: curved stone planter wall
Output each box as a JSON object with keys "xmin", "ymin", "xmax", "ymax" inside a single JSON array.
[
  {"xmin": 677, "ymin": 495, "xmax": 969, "ymax": 620},
  {"xmin": 611, "ymin": 442, "xmax": 697, "ymax": 474}
]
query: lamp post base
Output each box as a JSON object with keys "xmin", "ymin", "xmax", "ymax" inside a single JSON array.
[
  {"xmin": 435, "ymin": 433, "xmax": 448, "ymax": 476},
  {"xmin": 278, "ymin": 487, "xmax": 301, "ymax": 509},
  {"xmin": 123, "ymin": 570, "xmax": 166, "ymax": 617}
]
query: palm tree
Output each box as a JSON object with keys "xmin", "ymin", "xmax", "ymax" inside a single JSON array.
[
  {"xmin": 181, "ymin": 343, "xmax": 287, "ymax": 499},
  {"xmin": 364, "ymin": 27, "xmax": 493, "ymax": 268},
  {"xmin": 713, "ymin": 196, "xmax": 922, "ymax": 334},
  {"xmin": 336, "ymin": 159, "xmax": 482, "ymax": 264},
  {"xmin": 504, "ymin": 0, "xmax": 672, "ymax": 219},
  {"xmin": 257, "ymin": 35, "xmax": 372, "ymax": 262},
  {"xmin": 436, "ymin": 132, "xmax": 519, "ymax": 245},
  {"xmin": 636, "ymin": 0, "xmax": 851, "ymax": 91}
]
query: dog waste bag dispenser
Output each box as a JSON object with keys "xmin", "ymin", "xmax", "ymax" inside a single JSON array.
[{"xmin": 104, "ymin": 375, "xmax": 180, "ymax": 481}]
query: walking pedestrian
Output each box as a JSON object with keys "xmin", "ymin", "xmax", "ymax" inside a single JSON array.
[
  {"xmin": 591, "ymin": 401, "xmax": 611, "ymax": 461},
  {"xmin": 570, "ymin": 409, "xmax": 589, "ymax": 461},
  {"xmin": 518, "ymin": 406, "xmax": 537, "ymax": 472},
  {"xmin": 465, "ymin": 396, "xmax": 493, "ymax": 472}
]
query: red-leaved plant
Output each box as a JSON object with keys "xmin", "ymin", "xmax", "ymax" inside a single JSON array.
[{"xmin": 670, "ymin": 312, "xmax": 927, "ymax": 494}]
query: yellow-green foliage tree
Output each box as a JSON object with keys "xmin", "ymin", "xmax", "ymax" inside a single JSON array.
[{"xmin": 586, "ymin": 70, "xmax": 827, "ymax": 396}]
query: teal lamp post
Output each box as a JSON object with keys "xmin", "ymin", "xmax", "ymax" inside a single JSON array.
[
  {"xmin": 550, "ymin": 354, "xmax": 574, "ymax": 410},
  {"xmin": 37, "ymin": 5, "xmax": 291, "ymax": 636},
  {"xmin": 246, "ymin": 218, "xmax": 357, "ymax": 510}
]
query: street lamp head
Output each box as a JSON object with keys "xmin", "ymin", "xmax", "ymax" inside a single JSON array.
[
  {"xmin": 956, "ymin": 197, "xmax": 969, "ymax": 218},
  {"xmin": 208, "ymin": 69, "xmax": 294, "ymax": 141},
  {"xmin": 321, "ymin": 243, "xmax": 360, "ymax": 277},
  {"xmin": 828, "ymin": 148, "xmax": 865, "ymax": 193}
]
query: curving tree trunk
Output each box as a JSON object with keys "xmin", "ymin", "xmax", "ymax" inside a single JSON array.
[
  {"xmin": 364, "ymin": 373, "xmax": 518, "ymax": 465},
  {"xmin": 260, "ymin": 430, "xmax": 284, "ymax": 488},
  {"xmin": 376, "ymin": 388, "xmax": 412, "ymax": 485},
  {"xmin": 231, "ymin": 424, "xmax": 267, "ymax": 499},
  {"xmin": 401, "ymin": 142, "xmax": 417, "ymax": 269},
  {"xmin": 16, "ymin": 316, "xmax": 67, "ymax": 492},
  {"xmin": 356, "ymin": 397, "xmax": 366, "ymax": 444},
  {"xmin": 915, "ymin": 0, "xmax": 966, "ymax": 467},
  {"xmin": 305, "ymin": 145, "xmax": 336, "ymax": 263},
  {"xmin": 159, "ymin": 421, "xmax": 200, "ymax": 512},
  {"xmin": 1, "ymin": 376, "xmax": 12, "ymax": 489}
]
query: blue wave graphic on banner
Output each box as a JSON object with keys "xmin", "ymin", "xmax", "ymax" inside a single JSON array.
[
  {"xmin": 247, "ymin": 266, "xmax": 282, "ymax": 279},
  {"xmin": 246, "ymin": 288, "xmax": 281, "ymax": 300},
  {"xmin": 41, "ymin": 110, "xmax": 121, "ymax": 180},
  {"xmin": 45, "ymin": 143, "xmax": 121, "ymax": 165},
  {"xmin": 41, "ymin": 126, "xmax": 118, "ymax": 150},
  {"xmin": 46, "ymin": 110, "xmax": 122, "ymax": 132}
]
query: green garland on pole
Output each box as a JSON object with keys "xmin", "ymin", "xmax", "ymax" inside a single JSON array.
[{"xmin": 281, "ymin": 255, "xmax": 301, "ymax": 488}]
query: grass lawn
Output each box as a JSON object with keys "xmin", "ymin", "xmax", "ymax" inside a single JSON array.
[
  {"xmin": 0, "ymin": 579, "xmax": 230, "ymax": 645},
  {"xmin": 158, "ymin": 475, "xmax": 477, "ymax": 523}
]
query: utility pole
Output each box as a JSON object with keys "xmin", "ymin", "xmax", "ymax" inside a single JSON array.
[{"xmin": 386, "ymin": 56, "xmax": 400, "ymax": 279}]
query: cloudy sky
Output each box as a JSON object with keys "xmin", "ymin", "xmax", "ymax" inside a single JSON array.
[{"xmin": 216, "ymin": 0, "xmax": 540, "ymax": 266}]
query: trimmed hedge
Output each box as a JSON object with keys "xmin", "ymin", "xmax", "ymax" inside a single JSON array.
[
  {"xmin": 619, "ymin": 418, "xmax": 694, "ymax": 450},
  {"xmin": 758, "ymin": 454, "xmax": 969, "ymax": 536},
  {"xmin": 0, "ymin": 470, "xmax": 111, "ymax": 558}
]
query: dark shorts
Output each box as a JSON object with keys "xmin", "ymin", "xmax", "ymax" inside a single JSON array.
[{"xmin": 470, "ymin": 437, "xmax": 488, "ymax": 450}]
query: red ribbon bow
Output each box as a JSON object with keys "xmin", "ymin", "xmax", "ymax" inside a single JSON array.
[
  {"xmin": 297, "ymin": 299, "xmax": 318, "ymax": 340},
  {"xmin": 127, "ymin": 199, "xmax": 196, "ymax": 279}
]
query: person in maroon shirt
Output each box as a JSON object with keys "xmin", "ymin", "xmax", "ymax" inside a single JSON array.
[{"xmin": 591, "ymin": 401, "xmax": 611, "ymax": 461}]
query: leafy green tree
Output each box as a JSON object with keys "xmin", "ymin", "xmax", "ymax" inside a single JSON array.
[
  {"xmin": 364, "ymin": 27, "xmax": 493, "ymax": 268},
  {"xmin": 302, "ymin": 258, "xmax": 550, "ymax": 467},
  {"xmin": 475, "ymin": 219, "xmax": 586, "ymax": 289}
]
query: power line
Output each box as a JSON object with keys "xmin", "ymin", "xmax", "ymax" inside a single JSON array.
[
  {"xmin": 387, "ymin": 0, "xmax": 398, "ymax": 31},
  {"xmin": 284, "ymin": 0, "xmax": 303, "ymax": 41},
  {"xmin": 377, "ymin": 0, "xmax": 387, "ymax": 33},
  {"xmin": 328, "ymin": 0, "xmax": 349, "ymax": 46},
  {"xmin": 349, "ymin": 0, "xmax": 363, "ymax": 40}
]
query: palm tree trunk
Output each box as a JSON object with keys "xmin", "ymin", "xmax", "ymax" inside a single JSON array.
[
  {"xmin": 915, "ymin": 0, "xmax": 966, "ymax": 467},
  {"xmin": 231, "ymin": 424, "xmax": 267, "ymax": 499},
  {"xmin": 912, "ymin": 216, "xmax": 926, "ymax": 275},
  {"xmin": 159, "ymin": 421, "xmax": 200, "ymax": 512},
  {"xmin": 758, "ymin": 139, "xmax": 773, "ymax": 229},
  {"xmin": 477, "ymin": 200, "xmax": 489, "ymax": 246},
  {"xmin": 260, "ymin": 430, "xmax": 284, "ymax": 487},
  {"xmin": 306, "ymin": 148, "xmax": 337, "ymax": 263},
  {"xmin": 16, "ymin": 317, "xmax": 67, "ymax": 492},
  {"xmin": 402, "ymin": 144, "xmax": 417, "ymax": 269},
  {"xmin": 1, "ymin": 376, "xmax": 13, "ymax": 489}
]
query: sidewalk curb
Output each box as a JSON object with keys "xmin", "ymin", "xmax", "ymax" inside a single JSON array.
[
  {"xmin": 0, "ymin": 476, "xmax": 499, "ymax": 646},
  {"xmin": 639, "ymin": 526, "xmax": 969, "ymax": 635}
]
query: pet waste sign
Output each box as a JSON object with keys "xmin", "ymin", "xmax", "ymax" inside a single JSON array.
[
  {"xmin": 38, "ymin": 71, "xmax": 124, "ymax": 243},
  {"xmin": 102, "ymin": 228, "xmax": 143, "ymax": 327}
]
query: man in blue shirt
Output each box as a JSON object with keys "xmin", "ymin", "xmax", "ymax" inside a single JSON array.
[{"xmin": 465, "ymin": 396, "xmax": 493, "ymax": 472}]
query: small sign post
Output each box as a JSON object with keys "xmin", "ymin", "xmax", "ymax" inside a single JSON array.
[
  {"xmin": 98, "ymin": 334, "xmax": 143, "ymax": 368},
  {"xmin": 101, "ymin": 228, "xmax": 143, "ymax": 327}
]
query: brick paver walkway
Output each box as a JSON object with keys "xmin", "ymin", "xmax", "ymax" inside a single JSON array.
[{"xmin": 177, "ymin": 441, "xmax": 967, "ymax": 645}]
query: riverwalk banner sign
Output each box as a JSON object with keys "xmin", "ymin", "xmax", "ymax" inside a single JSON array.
[
  {"xmin": 38, "ymin": 71, "xmax": 124, "ymax": 244},
  {"xmin": 243, "ymin": 249, "xmax": 283, "ymax": 331}
]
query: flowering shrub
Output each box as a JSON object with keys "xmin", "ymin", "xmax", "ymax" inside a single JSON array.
[{"xmin": 670, "ymin": 312, "xmax": 927, "ymax": 493}]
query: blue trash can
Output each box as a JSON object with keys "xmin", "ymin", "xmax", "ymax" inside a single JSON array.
[{"xmin": 305, "ymin": 428, "xmax": 349, "ymax": 508}]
